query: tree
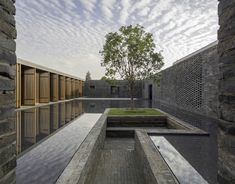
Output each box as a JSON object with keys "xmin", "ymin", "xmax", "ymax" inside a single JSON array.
[
  {"xmin": 101, "ymin": 76, "xmax": 107, "ymax": 80},
  {"xmin": 100, "ymin": 24, "xmax": 164, "ymax": 108},
  {"xmin": 85, "ymin": 71, "xmax": 91, "ymax": 81}
]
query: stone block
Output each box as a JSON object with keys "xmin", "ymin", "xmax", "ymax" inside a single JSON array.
[
  {"xmin": 0, "ymin": 63, "xmax": 15, "ymax": 79},
  {"xmin": 221, "ymin": 66, "xmax": 235, "ymax": 80},
  {"xmin": 0, "ymin": 118, "xmax": 15, "ymax": 135},
  {"xmin": 0, "ymin": 157, "xmax": 16, "ymax": 179},
  {"xmin": 0, "ymin": 132, "xmax": 15, "ymax": 149},
  {"xmin": 0, "ymin": 0, "xmax": 15, "ymax": 15},
  {"xmin": 219, "ymin": 77, "xmax": 235, "ymax": 94},
  {"xmin": 219, "ymin": 102, "xmax": 235, "ymax": 122},
  {"xmin": 219, "ymin": 53, "xmax": 235, "ymax": 66},
  {"xmin": 0, "ymin": 7, "xmax": 15, "ymax": 26},
  {"xmin": 0, "ymin": 76, "xmax": 15, "ymax": 91},
  {"xmin": 0, "ymin": 107, "xmax": 15, "ymax": 121},
  {"xmin": 0, "ymin": 48, "xmax": 16, "ymax": 65},
  {"xmin": 0, "ymin": 143, "xmax": 15, "ymax": 165},
  {"xmin": 218, "ymin": 148, "xmax": 235, "ymax": 184},
  {"xmin": 0, "ymin": 93, "xmax": 15, "ymax": 108},
  {"xmin": 218, "ymin": 37, "xmax": 235, "ymax": 56},
  {"xmin": 218, "ymin": 0, "xmax": 235, "ymax": 16},
  {"xmin": 0, "ymin": 33, "xmax": 16, "ymax": 52},
  {"xmin": 218, "ymin": 20, "xmax": 235, "ymax": 40},
  {"xmin": 0, "ymin": 169, "xmax": 15, "ymax": 184},
  {"xmin": 219, "ymin": 5, "xmax": 235, "ymax": 27},
  {"xmin": 0, "ymin": 19, "xmax": 16, "ymax": 39}
]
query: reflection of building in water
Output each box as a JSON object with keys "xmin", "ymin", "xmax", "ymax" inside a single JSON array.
[
  {"xmin": 16, "ymin": 101, "xmax": 83, "ymax": 155},
  {"xmin": 82, "ymin": 100, "xmax": 151, "ymax": 113},
  {"xmin": 16, "ymin": 59, "xmax": 84, "ymax": 108}
]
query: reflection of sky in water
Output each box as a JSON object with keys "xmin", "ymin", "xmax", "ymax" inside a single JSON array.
[
  {"xmin": 151, "ymin": 136, "xmax": 208, "ymax": 184},
  {"xmin": 16, "ymin": 113, "xmax": 101, "ymax": 184}
]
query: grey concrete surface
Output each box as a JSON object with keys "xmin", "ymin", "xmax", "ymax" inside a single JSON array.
[{"xmin": 86, "ymin": 138, "xmax": 146, "ymax": 184}]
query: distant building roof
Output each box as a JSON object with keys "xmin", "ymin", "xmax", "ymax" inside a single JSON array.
[{"xmin": 17, "ymin": 58, "xmax": 84, "ymax": 81}]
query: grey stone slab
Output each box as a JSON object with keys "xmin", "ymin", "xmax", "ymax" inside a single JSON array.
[
  {"xmin": 0, "ymin": 32, "xmax": 16, "ymax": 52},
  {"xmin": 0, "ymin": 48, "xmax": 16, "ymax": 65},
  {"xmin": 56, "ymin": 111, "xmax": 107, "ymax": 184},
  {"xmin": 0, "ymin": 18, "xmax": 16, "ymax": 38},
  {"xmin": 0, "ymin": 76, "xmax": 15, "ymax": 91},
  {"xmin": 0, "ymin": 0, "xmax": 16, "ymax": 15},
  {"xmin": 0, "ymin": 7, "xmax": 15, "ymax": 25},
  {"xmin": 151, "ymin": 136, "xmax": 208, "ymax": 184},
  {"xmin": 134, "ymin": 131, "xmax": 178, "ymax": 184},
  {"xmin": 16, "ymin": 114, "xmax": 101, "ymax": 184}
]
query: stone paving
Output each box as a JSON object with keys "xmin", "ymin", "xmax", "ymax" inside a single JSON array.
[{"xmin": 86, "ymin": 138, "xmax": 146, "ymax": 184}]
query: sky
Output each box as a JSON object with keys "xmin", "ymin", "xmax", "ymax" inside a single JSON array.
[{"xmin": 15, "ymin": 0, "xmax": 218, "ymax": 80}]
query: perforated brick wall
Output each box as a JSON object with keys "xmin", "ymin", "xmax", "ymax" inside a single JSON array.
[{"xmin": 154, "ymin": 44, "xmax": 219, "ymax": 117}]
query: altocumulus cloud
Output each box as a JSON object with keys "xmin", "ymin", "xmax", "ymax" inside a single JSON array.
[{"xmin": 16, "ymin": 0, "xmax": 218, "ymax": 79}]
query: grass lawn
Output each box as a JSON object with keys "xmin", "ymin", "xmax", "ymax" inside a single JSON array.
[{"xmin": 108, "ymin": 108, "xmax": 163, "ymax": 116}]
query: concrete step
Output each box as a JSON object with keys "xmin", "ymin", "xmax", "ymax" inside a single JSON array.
[
  {"xmin": 107, "ymin": 120, "xmax": 167, "ymax": 127},
  {"xmin": 107, "ymin": 116, "xmax": 167, "ymax": 127},
  {"xmin": 106, "ymin": 127, "xmax": 166, "ymax": 138}
]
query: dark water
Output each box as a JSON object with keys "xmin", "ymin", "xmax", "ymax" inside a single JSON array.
[
  {"xmin": 16, "ymin": 100, "xmax": 84, "ymax": 155},
  {"xmin": 16, "ymin": 99, "xmax": 150, "ymax": 184},
  {"xmin": 16, "ymin": 99, "xmax": 218, "ymax": 184},
  {"xmin": 151, "ymin": 104, "xmax": 218, "ymax": 184}
]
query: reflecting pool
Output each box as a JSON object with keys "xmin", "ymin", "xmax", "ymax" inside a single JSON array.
[{"xmin": 15, "ymin": 99, "xmax": 217, "ymax": 184}]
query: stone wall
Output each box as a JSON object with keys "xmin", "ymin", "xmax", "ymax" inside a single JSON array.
[
  {"xmin": 84, "ymin": 80, "xmax": 143, "ymax": 98},
  {"xmin": 218, "ymin": 0, "xmax": 235, "ymax": 183},
  {"xmin": 153, "ymin": 43, "xmax": 219, "ymax": 118},
  {"xmin": 0, "ymin": 0, "xmax": 16, "ymax": 183}
]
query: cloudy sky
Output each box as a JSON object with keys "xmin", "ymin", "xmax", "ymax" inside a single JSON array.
[{"xmin": 15, "ymin": 0, "xmax": 218, "ymax": 79}]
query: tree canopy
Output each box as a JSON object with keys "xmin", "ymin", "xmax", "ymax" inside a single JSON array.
[
  {"xmin": 85, "ymin": 71, "xmax": 91, "ymax": 81},
  {"xmin": 100, "ymin": 24, "xmax": 164, "ymax": 108}
]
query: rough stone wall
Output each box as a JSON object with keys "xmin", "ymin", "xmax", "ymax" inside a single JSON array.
[
  {"xmin": 84, "ymin": 80, "xmax": 143, "ymax": 98},
  {"xmin": 218, "ymin": 0, "xmax": 235, "ymax": 183},
  {"xmin": 153, "ymin": 44, "xmax": 219, "ymax": 118},
  {"xmin": 0, "ymin": 0, "xmax": 16, "ymax": 183}
]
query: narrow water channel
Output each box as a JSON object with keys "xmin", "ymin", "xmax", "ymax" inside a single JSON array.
[{"xmin": 86, "ymin": 138, "xmax": 146, "ymax": 184}]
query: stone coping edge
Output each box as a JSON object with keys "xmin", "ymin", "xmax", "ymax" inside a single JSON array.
[
  {"xmin": 55, "ymin": 109, "xmax": 108, "ymax": 184},
  {"xmin": 156, "ymin": 108, "xmax": 209, "ymax": 135},
  {"xmin": 134, "ymin": 130, "xmax": 179, "ymax": 184}
]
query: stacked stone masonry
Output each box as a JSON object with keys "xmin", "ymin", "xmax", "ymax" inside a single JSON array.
[
  {"xmin": 218, "ymin": 0, "xmax": 235, "ymax": 183},
  {"xmin": 0, "ymin": 0, "xmax": 16, "ymax": 183}
]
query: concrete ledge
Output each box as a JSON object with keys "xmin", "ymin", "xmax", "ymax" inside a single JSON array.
[
  {"xmin": 55, "ymin": 110, "xmax": 108, "ymax": 184},
  {"xmin": 107, "ymin": 115, "xmax": 167, "ymax": 127},
  {"xmin": 134, "ymin": 131, "xmax": 179, "ymax": 184},
  {"xmin": 156, "ymin": 108, "xmax": 209, "ymax": 135}
]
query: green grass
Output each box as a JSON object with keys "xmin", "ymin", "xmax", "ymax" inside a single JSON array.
[{"xmin": 108, "ymin": 108, "xmax": 163, "ymax": 116}]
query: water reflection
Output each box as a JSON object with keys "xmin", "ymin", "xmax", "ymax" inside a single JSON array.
[
  {"xmin": 16, "ymin": 101, "xmax": 84, "ymax": 155},
  {"xmin": 151, "ymin": 136, "xmax": 208, "ymax": 184},
  {"xmin": 82, "ymin": 99, "xmax": 151, "ymax": 113},
  {"xmin": 16, "ymin": 99, "xmax": 151, "ymax": 155}
]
